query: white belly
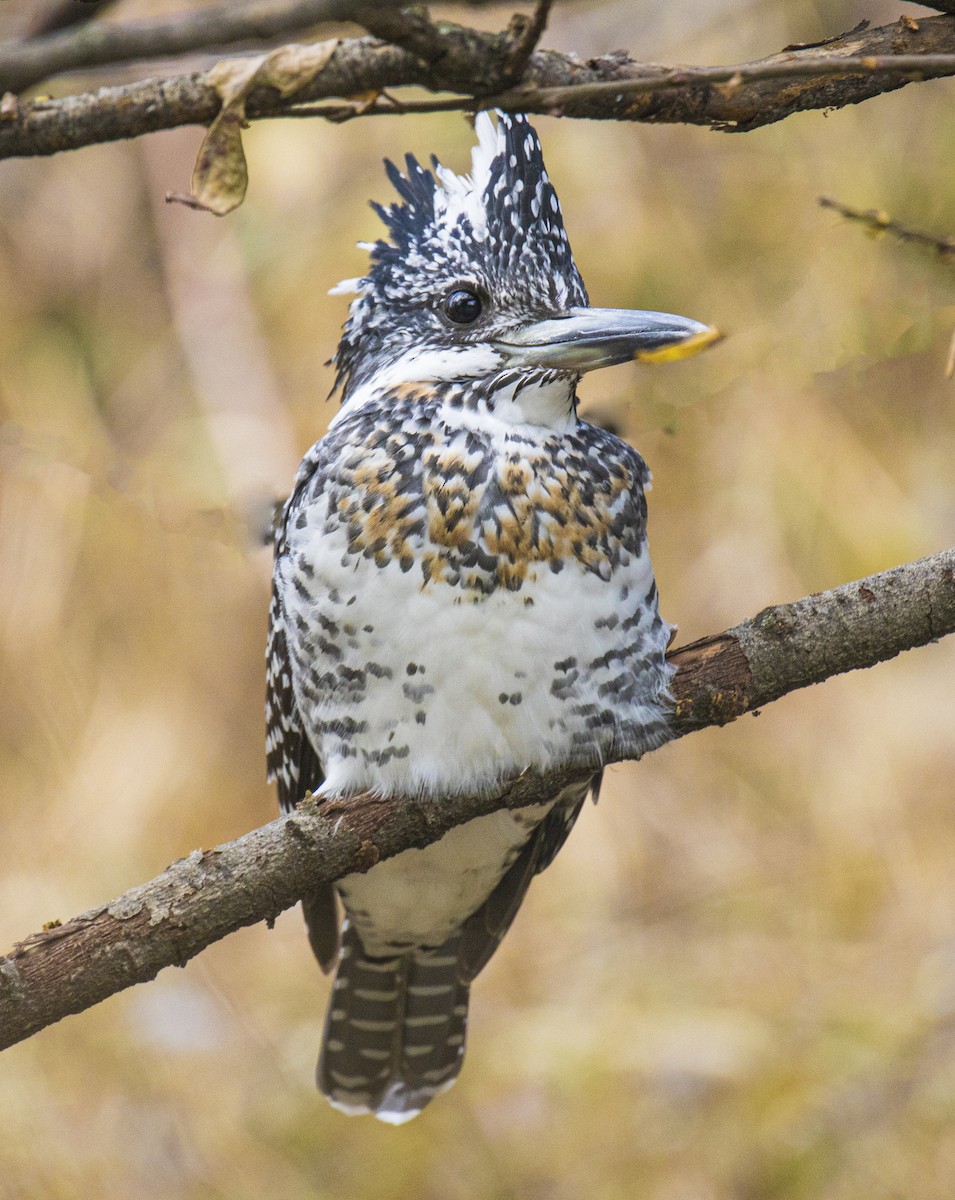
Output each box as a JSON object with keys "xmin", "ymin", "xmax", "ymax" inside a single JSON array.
[
  {"xmin": 338, "ymin": 801, "xmax": 551, "ymax": 954},
  {"xmin": 277, "ymin": 411, "xmax": 673, "ymax": 952},
  {"xmin": 278, "ymin": 501, "xmax": 670, "ymax": 799}
]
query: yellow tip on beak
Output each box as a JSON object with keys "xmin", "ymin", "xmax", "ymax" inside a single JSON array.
[{"xmin": 634, "ymin": 326, "xmax": 724, "ymax": 365}]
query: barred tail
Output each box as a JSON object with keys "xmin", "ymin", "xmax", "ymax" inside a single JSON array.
[{"xmin": 318, "ymin": 921, "xmax": 469, "ymax": 1124}]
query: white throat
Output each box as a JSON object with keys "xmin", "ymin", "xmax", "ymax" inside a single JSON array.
[
  {"xmin": 490, "ymin": 375, "xmax": 577, "ymax": 432},
  {"xmin": 333, "ymin": 344, "xmax": 578, "ymax": 434}
]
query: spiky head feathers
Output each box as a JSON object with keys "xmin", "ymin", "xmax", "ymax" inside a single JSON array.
[{"xmin": 332, "ymin": 112, "xmax": 588, "ymax": 400}]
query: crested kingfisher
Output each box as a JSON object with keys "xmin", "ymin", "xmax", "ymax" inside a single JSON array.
[{"xmin": 266, "ymin": 110, "xmax": 717, "ymax": 1123}]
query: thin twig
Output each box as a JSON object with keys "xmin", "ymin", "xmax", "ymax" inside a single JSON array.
[
  {"xmin": 819, "ymin": 195, "xmax": 955, "ymax": 260},
  {"xmin": 502, "ymin": 0, "xmax": 554, "ymax": 86},
  {"xmin": 299, "ymin": 94, "xmax": 471, "ymax": 122}
]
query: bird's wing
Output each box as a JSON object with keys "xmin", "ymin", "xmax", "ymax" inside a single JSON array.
[
  {"xmin": 457, "ymin": 774, "xmax": 599, "ymax": 981},
  {"xmin": 534, "ymin": 771, "xmax": 602, "ymax": 874},
  {"xmin": 266, "ymin": 581, "xmax": 325, "ymax": 810},
  {"xmin": 266, "ymin": 579, "xmax": 340, "ymax": 972}
]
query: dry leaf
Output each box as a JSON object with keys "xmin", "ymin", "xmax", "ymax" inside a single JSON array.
[{"xmin": 169, "ymin": 40, "xmax": 340, "ymax": 217}]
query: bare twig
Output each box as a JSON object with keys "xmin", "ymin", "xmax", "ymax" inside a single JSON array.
[
  {"xmin": 297, "ymin": 93, "xmax": 474, "ymax": 121},
  {"xmin": 502, "ymin": 0, "xmax": 554, "ymax": 86},
  {"xmin": 1, "ymin": 547, "xmax": 953, "ymax": 1051},
  {"xmin": 819, "ymin": 195, "xmax": 955, "ymax": 260},
  {"xmin": 2, "ymin": 12, "xmax": 954, "ymax": 161}
]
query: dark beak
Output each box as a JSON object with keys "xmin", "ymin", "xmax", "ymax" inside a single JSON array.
[{"xmin": 495, "ymin": 307, "xmax": 721, "ymax": 372}]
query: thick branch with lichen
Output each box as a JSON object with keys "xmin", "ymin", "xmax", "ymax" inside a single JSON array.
[
  {"xmin": 1, "ymin": 547, "xmax": 952, "ymax": 1052},
  {"xmin": 1, "ymin": 13, "xmax": 954, "ymax": 161}
]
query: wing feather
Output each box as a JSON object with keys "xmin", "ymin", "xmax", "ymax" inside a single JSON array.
[{"xmin": 267, "ymin": 578, "xmax": 340, "ymax": 972}]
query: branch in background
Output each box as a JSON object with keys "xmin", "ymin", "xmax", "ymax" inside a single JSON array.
[
  {"xmin": 5, "ymin": 0, "xmax": 521, "ymax": 96},
  {"xmin": 26, "ymin": 0, "xmax": 120, "ymax": 40},
  {"xmin": 819, "ymin": 195, "xmax": 955, "ymax": 382},
  {"xmin": 1, "ymin": 12, "xmax": 954, "ymax": 162},
  {"xmin": 0, "ymin": 0, "xmax": 412, "ymax": 96},
  {"xmin": 1, "ymin": 547, "xmax": 953, "ymax": 1052},
  {"xmin": 819, "ymin": 195, "xmax": 955, "ymax": 260}
]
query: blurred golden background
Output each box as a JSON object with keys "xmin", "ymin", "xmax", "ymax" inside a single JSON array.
[{"xmin": 2, "ymin": 1, "xmax": 955, "ymax": 1196}]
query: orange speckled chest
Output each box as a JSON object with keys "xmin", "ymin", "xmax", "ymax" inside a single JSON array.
[
  {"xmin": 421, "ymin": 444, "xmax": 636, "ymax": 592},
  {"xmin": 295, "ymin": 394, "xmax": 649, "ymax": 598}
]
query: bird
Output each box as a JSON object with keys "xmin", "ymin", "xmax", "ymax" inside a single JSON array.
[{"xmin": 266, "ymin": 110, "xmax": 717, "ymax": 1124}]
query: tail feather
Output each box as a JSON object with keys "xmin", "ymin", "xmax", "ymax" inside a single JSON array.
[{"xmin": 318, "ymin": 921, "xmax": 469, "ymax": 1123}]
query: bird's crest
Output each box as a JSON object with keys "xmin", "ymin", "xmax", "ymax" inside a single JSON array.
[{"xmin": 331, "ymin": 111, "xmax": 588, "ymax": 399}]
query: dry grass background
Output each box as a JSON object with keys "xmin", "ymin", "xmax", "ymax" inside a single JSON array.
[{"xmin": 1, "ymin": 0, "xmax": 955, "ymax": 1196}]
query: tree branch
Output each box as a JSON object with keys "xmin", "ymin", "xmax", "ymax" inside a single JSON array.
[
  {"xmin": 0, "ymin": 0, "xmax": 410, "ymax": 96},
  {"xmin": 27, "ymin": 0, "xmax": 120, "ymax": 40},
  {"xmin": 1, "ymin": 14, "xmax": 954, "ymax": 160},
  {"xmin": 1, "ymin": 547, "xmax": 952, "ymax": 1052},
  {"xmin": 819, "ymin": 195, "xmax": 955, "ymax": 260},
  {"xmin": 501, "ymin": 0, "xmax": 555, "ymax": 87}
]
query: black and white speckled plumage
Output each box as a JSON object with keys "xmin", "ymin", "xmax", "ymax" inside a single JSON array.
[
  {"xmin": 271, "ymin": 388, "xmax": 669, "ymax": 795},
  {"xmin": 267, "ymin": 112, "xmax": 684, "ymax": 1124},
  {"xmin": 331, "ymin": 110, "xmax": 588, "ymax": 403}
]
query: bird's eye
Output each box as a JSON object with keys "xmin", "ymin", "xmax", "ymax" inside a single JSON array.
[{"xmin": 443, "ymin": 288, "xmax": 483, "ymax": 325}]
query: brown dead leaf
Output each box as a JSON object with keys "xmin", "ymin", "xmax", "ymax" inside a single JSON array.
[
  {"xmin": 347, "ymin": 90, "xmax": 382, "ymax": 115},
  {"xmin": 168, "ymin": 40, "xmax": 340, "ymax": 217}
]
